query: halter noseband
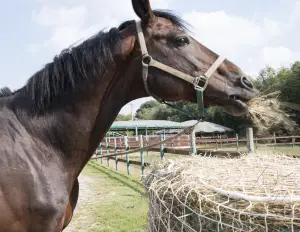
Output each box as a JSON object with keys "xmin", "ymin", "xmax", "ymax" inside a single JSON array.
[{"xmin": 135, "ymin": 20, "xmax": 225, "ymax": 118}]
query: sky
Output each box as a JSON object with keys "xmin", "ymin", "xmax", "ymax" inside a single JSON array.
[{"xmin": 0, "ymin": 0, "xmax": 299, "ymax": 115}]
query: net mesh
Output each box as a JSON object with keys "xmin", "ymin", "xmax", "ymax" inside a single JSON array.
[{"xmin": 143, "ymin": 153, "xmax": 300, "ymax": 232}]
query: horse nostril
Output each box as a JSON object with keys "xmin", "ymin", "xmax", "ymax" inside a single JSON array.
[{"xmin": 240, "ymin": 76, "xmax": 253, "ymax": 89}]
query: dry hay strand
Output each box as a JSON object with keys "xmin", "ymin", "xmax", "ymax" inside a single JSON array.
[
  {"xmin": 247, "ymin": 93, "xmax": 298, "ymax": 136},
  {"xmin": 143, "ymin": 153, "xmax": 300, "ymax": 232}
]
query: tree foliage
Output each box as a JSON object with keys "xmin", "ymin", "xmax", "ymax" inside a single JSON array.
[
  {"xmin": 252, "ymin": 62, "xmax": 300, "ymax": 125},
  {"xmin": 135, "ymin": 100, "xmax": 159, "ymax": 120},
  {"xmin": 135, "ymin": 100, "xmax": 199, "ymax": 122},
  {"xmin": 115, "ymin": 114, "xmax": 132, "ymax": 121}
]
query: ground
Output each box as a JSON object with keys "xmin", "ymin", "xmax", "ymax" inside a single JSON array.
[{"xmin": 64, "ymin": 162, "xmax": 148, "ymax": 232}]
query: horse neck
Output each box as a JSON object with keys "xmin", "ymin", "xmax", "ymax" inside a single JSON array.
[{"xmin": 18, "ymin": 58, "xmax": 146, "ymax": 179}]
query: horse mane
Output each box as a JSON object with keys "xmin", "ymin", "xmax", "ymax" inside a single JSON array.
[
  {"xmin": 9, "ymin": 10, "xmax": 187, "ymax": 114},
  {"xmin": 12, "ymin": 27, "xmax": 122, "ymax": 114}
]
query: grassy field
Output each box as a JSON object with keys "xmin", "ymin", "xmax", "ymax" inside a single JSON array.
[
  {"xmin": 256, "ymin": 145, "xmax": 300, "ymax": 156},
  {"xmin": 64, "ymin": 161, "xmax": 148, "ymax": 232}
]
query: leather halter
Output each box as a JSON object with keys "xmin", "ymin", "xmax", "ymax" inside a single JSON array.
[{"xmin": 135, "ymin": 20, "xmax": 225, "ymax": 117}]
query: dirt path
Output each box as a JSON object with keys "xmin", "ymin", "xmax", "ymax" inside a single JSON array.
[
  {"xmin": 64, "ymin": 174, "xmax": 97, "ymax": 232},
  {"xmin": 64, "ymin": 163, "xmax": 148, "ymax": 232}
]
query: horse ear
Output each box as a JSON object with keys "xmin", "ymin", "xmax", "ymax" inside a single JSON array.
[{"xmin": 132, "ymin": 0, "xmax": 154, "ymax": 22}]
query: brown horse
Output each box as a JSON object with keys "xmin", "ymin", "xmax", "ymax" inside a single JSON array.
[{"xmin": 0, "ymin": 0, "xmax": 258, "ymax": 231}]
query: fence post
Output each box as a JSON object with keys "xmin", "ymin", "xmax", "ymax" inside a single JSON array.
[
  {"xmin": 160, "ymin": 134, "xmax": 165, "ymax": 160},
  {"xmin": 100, "ymin": 143, "xmax": 103, "ymax": 165},
  {"xmin": 140, "ymin": 135, "xmax": 144, "ymax": 175},
  {"xmin": 273, "ymin": 133, "xmax": 276, "ymax": 150},
  {"xmin": 135, "ymin": 126, "xmax": 138, "ymax": 141},
  {"xmin": 292, "ymin": 137, "xmax": 296, "ymax": 148},
  {"xmin": 124, "ymin": 136, "xmax": 130, "ymax": 175},
  {"xmin": 246, "ymin": 128, "xmax": 255, "ymax": 153},
  {"xmin": 105, "ymin": 137, "xmax": 110, "ymax": 167},
  {"xmin": 145, "ymin": 135, "xmax": 149, "ymax": 156},
  {"xmin": 255, "ymin": 137, "xmax": 258, "ymax": 150},
  {"xmin": 190, "ymin": 129, "xmax": 196, "ymax": 154},
  {"xmin": 114, "ymin": 137, "xmax": 118, "ymax": 171},
  {"xmin": 236, "ymin": 134, "xmax": 239, "ymax": 151}
]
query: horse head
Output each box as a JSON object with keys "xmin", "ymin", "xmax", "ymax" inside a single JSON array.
[{"xmin": 122, "ymin": 0, "xmax": 259, "ymax": 116}]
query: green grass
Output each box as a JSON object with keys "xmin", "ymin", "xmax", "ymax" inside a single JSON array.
[
  {"xmin": 255, "ymin": 145, "xmax": 300, "ymax": 156},
  {"xmin": 65, "ymin": 162, "xmax": 148, "ymax": 232}
]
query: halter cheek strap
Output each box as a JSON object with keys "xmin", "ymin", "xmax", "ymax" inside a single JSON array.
[{"xmin": 135, "ymin": 20, "xmax": 225, "ymax": 118}]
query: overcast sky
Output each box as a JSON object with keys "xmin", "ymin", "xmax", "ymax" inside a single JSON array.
[{"xmin": 0, "ymin": 0, "xmax": 299, "ymax": 115}]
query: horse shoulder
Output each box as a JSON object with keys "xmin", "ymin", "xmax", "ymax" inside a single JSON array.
[{"xmin": 0, "ymin": 110, "xmax": 70, "ymax": 231}]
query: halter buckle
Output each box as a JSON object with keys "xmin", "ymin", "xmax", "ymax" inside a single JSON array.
[
  {"xmin": 193, "ymin": 76, "xmax": 209, "ymax": 91},
  {"xmin": 194, "ymin": 85, "xmax": 204, "ymax": 92},
  {"xmin": 142, "ymin": 54, "xmax": 152, "ymax": 66}
]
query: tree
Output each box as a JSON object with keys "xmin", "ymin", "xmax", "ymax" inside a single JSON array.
[
  {"xmin": 279, "ymin": 62, "xmax": 300, "ymax": 125},
  {"xmin": 253, "ymin": 62, "xmax": 300, "ymax": 129},
  {"xmin": 136, "ymin": 100, "xmax": 200, "ymax": 122},
  {"xmin": 115, "ymin": 114, "xmax": 132, "ymax": 121},
  {"xmin": 253, "ymin": 65, "xmax": 279, "ymax": 93},
  {"xmin": 280, "ymin": 62, "xmax": 300, "ymax": 104},
  {"xmin": 135, "ymin": 100, "xmax": 159, "ymax": 120}
]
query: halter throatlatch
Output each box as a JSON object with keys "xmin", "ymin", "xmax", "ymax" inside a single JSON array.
[{"xmin": 135, "ymin": 20, "xmax": 225, "ymax": 118}]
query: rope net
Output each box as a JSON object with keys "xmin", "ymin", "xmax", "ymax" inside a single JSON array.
[{"xmin": 143, "ymin": 153, "xmax": 300, "ymax": 232}]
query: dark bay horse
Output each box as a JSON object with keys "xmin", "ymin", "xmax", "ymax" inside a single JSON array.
[{"xmin": 0, "ymin": 0, "xmax": 258, "ymax": 231}]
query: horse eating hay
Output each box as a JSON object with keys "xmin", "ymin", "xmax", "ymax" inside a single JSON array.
[
  {"xmin": 0, "ymin": 0, "xmax": 258, "ymax": 231},
  {"xmin": 144, "ymin": 153, "xmax": 300, "ymax": 232}
]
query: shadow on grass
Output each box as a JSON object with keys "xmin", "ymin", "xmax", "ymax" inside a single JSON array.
[{"xmin": 87, "ymin": 161, "xmax": 146, "ymax": 196}]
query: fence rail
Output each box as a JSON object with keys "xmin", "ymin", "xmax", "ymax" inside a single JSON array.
[{"xmin": 92, "ymin": 132, "xmax": 300, "ymax": 176}]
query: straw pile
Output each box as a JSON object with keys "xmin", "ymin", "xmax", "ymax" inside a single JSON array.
[
  {"xmin": 247, "ymin": 93, "xmax": 298, "ymax": 135},
  {"xmin": 143, "ymin": 153, "xmax": 300, "ymax": 232}
]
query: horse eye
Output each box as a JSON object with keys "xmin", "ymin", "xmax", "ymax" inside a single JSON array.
[{"xmin": 175, "ymin": 36, "xmax": 190, "ymax": 47}]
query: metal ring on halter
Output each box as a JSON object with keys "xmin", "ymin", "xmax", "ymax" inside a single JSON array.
[
  {"xmin": 199, "ymin": 76, "xmax": 210, "ymax": 91},
  {"xmin": 193, "ymin": 80, "xmax": 204, "ymax": 91},
  {"xmin": 193, "ymin": 76, "xmax": 209, "ymax": 91},
  {"xmin": 142, "ymin": 54, "xmax": 152, "ymax": 66}
]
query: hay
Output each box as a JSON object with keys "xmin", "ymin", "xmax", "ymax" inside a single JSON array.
[
  {"xmin": 143, "ymin": 153, "xmax": 300, "ymax": 231},
  {"xmin": 247, "ymin": 94, "xmax": 298, "ymax": 136}
]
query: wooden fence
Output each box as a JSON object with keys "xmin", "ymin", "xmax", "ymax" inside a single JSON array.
[{"xmin": 92, "ymin": 131, "xmax": 300, "ymax": 176}]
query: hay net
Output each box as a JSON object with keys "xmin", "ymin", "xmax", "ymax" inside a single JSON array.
[{"xmin": 143, "ymin": 153, "xmax": 300, "ymax": 232}]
